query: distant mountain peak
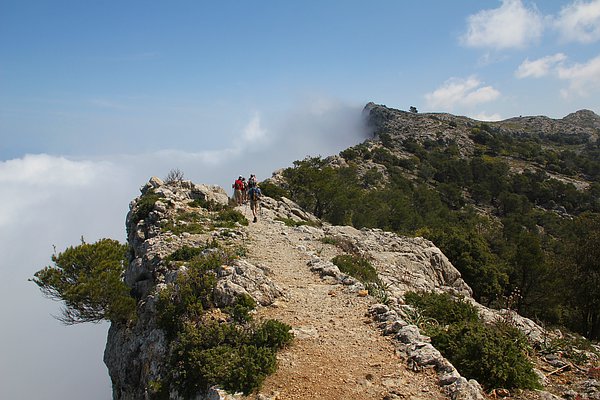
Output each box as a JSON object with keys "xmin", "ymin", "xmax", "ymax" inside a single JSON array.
[{"xmin": 562, "ymin": 109, "xmax": 600, "ymax": 130}]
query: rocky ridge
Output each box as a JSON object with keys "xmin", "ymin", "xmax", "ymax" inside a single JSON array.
[
  {"xmin": 364, "ymin": 103, "xmax": 600, "ymax": 149},
  {"xmin": 105, "ymin": 177, "xmax": 598, "ymax": 400}
]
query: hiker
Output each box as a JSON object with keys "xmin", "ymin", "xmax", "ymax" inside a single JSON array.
[
  {"xmin": 242, "ymin": 177, "xmax": 248, "ymax": 204},
  {"xmin": 248, "ymin": 182, "xmax": 262, "ymax": 223},
  {"xmin": 248, "ymin": 174, "xmax": 257, "ymax": 189},
  {"xmin": 232, "ymin": 176, "xmax": 244, "ymax": 206}
]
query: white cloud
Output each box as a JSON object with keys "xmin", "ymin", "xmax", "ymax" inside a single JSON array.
[
  {"xmin": 0, "ymin": 154, "xmax": 106, "ymax": 186},
  {"xmin": 557, "ymin": 54, "xmax": 600, "ymax": 97},
  {"xmin": 0, "ymin": 155, "xmax": 116, "ymax": 227},
  {"xmin": 425, "ymin": 76, "xmax": 501, "ymax": 110},
  {"xmin": 462, "ymin": 0, "xmax": 544, "ymax": 49},
  {"xmin": 471, "ymin": 112, "xmax": 503, "ymax": 121},
  {"xmin": 0, "ymin": 100, "xmax": 371, "ymax": 399},
  {"xmin": 0, "ymin": 155, "xmax": 132, "ymax": 400},
  {"xmin": 242, "ymin": 112, "xmax": 267, "ymax": 143},
  {"xmin": 515, "ymin": 53, "xmax": 567, "ymax": 78},
  {"xmin": 553, "ymin": 0, "xmax": 600, "ymax": 43}
]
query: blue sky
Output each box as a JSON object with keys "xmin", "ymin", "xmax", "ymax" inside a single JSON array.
[{"xmin": 1, "ymin": 1, "xmax": 600, "ymax": 399}]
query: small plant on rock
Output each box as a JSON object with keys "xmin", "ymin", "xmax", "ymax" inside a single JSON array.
[
  {"xmin": 331, "ymin": 254, "xmax": 379, "ymax": 284},
  {"xmin": 164, "ymin": 168, "xmax": 184, "ymax": 183},
  {"xmin": 131, "ymin": 191, "xmax": 163, "ymax": 224}
]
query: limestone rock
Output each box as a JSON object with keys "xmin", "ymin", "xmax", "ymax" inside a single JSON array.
[{"xmin": 105, "ymin": 178, "xmax": 286, "ymax": 400}]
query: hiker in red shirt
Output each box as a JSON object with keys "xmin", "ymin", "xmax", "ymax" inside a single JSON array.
[{"xmin": 232, "ymin": 176, "xmax": 244, "ymax": 205}]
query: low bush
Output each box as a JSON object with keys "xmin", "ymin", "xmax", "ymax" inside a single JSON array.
[
  {"xmin": 156, "ymin": 245, "xmax": 292, "ymax": 396},
  {"xmin": 132, "ymin": 191, "xmax": 163, "ymax": 224},
  {"xmin": 167, "ymin": 245, "xmax": 206, "ymax": 262},
  {"xmin": 251, "ymin": 319, "xmax": 294, "ymax": 349},
  {"xmin": 405, "ymin": 291, "xmax": 540, "ymax": 390},
  {"xmin": 214, "ymin": 209, "xmax": 249, "ymax": 228},
  {"xmin": 404, "ymin": 291, "xmax": 479, "ymax": 325},
  {"xmin": 430, "ymin": 321, "xmax": 540, "ymax": 390},
  {"xmin": 331, "ymin": 254, "xmax": 378, "ymax": 284},
  {"xmin": 259, "ymin": 181, "xmax": 289, "ymax": 201},
  {"xmin": 226, "ymin": 293, "xmax": 257, "ymax": 323},
  {"xmin": 189, "ymin": 198, "xmax": 227, "ymax": 212},
  {"xmin": 167, "ymin": 240, "xmax": 220, "ymax": 263},
  {"xmin": 167, "ymin": 318, "xmax": 291, "ymax": 396}
]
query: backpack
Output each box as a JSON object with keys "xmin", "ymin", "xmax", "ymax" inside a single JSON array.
[
  {"xmin": 234, "ymin": 179, "xmax": 243, "ymax": 190},
  {"xmin": 249, "ymin": 187, "xmax": 260, "ymax": 201},
  {"xmin": 248, "ymin": 176, "xmax": 257, "ymax": 188}
]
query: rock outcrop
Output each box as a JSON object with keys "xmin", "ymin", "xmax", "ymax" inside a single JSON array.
[{"xmin": 105, "ymin": 179, "xmax": 285, "ymax": 399}]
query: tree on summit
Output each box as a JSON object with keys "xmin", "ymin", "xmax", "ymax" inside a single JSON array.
[{"xmin": 32, "ymin": 238, "xmax": 136, "ymax": 325}]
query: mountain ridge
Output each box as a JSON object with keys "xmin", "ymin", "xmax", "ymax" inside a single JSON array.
[
  {"xmin": 101, "ymin": 103, "xmax": 600, "ymax": 399},
  {"xmin": 103, "ymin": 174, "xmax": 597, "ymax": 400}
]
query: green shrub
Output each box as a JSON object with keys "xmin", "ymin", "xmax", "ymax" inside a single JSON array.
[
  {"xmin": 331, "ymin": 254, "xmax": 378, "ymax": 284},
  {"xmin": 226, "ymin": 293, "xmax": 257, "ymax": 323},
  {"xmin": 365, "ymin": 281, "xmax": 391, "ymax": 305},
  {"xmin": 189, "ymin": 198, "xmax": 227, "ymax": 212},
  {"xmin": 156, "ymin": 250, "xmax": 233, "ymax": 337},
  {"xmin": 214, "ymin": 209, "xmax": 249, "ymax": 228},
  {"xmin": 167, "ymin": 240, "xmax": 220, "ymax": 262},
  {"xmin": 168, "ymin": 318, "xmax": 291, "ymax": 397},
  {"xmin": 161, "ymin": 210, "xmax": 207, "ymax": 235},
  {"xmin": 156, "ymin": 270, "xmax": 217, "ymax": 338},
  {"xmin": 132, "ymin": 191, "xmax": 163, "ymax": 224},
  {"xmin": 251, "ymin": 319, "xmax": 293, "ymax": 349},
  {"xmin": 147, "ymin": 379, "xmax": 169, "ymax": 400},
  {"xmin": 319, "ymin": 236, "xmax": 341, "ymax": 245},
  {"xmin": 429, "ymin": 321, "xmax": 540, "ymax": 390},
  {"xmin": 405, "ymin": 291, "xmax": 539, "ymax": 390},
  {"xmin": 404, "ymin": 291, "xmax": 479, "ymax": 325},
  {"xmin": 156, "ymin": 243, "xmax": 292, "ymax": 396},
  {"xmin": 32, "ymin": 238, "xmax": 136, "ymax": 325},
  {"xmin": 167, "ymin": 245, "xmax": 206, "ymax": 262},
  {"xmin": 259, "ymin": 181, "xmax": 290, "ymax": 201}
]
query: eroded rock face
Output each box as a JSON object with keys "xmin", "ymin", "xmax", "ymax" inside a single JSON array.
[
  {"xmin": 323, "ymin": 225, "xmax": 473, "ymax": 297},
  {"xmin": 104, "ymin": 178, "xmax": 284, "ymax": 400}
]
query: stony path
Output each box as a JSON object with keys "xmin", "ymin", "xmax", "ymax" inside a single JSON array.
[{"xmin": 238, "ymin": 210, "xmax": 448, "ymax": 400}]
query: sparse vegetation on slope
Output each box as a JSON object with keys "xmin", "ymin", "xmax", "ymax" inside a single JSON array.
[
  {"xmin": 156, "ymin": 246, "xmax": 292, "ymax": 397},
  {"xmin": 273, "ymin": 104, "xmax": 600, "ymax": 340}
]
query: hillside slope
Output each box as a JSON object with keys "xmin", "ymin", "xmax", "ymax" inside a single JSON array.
[
  {"xmin": 104, "ymin": 176, "xmax": 600, "ymax": 400},
  {"xmin": 106, "ymin": 178, "xmax": 498, "ymax": 400}
]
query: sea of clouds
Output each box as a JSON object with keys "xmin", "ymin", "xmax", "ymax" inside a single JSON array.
[{"xmin": 0, "ymin": 101, "xmax": 369, "ymax": 399}]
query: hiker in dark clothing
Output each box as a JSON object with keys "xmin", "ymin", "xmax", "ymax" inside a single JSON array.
[
  {"xmin": 248, "ymin": 182, "xmax": 262, "ymax": 223},
  {"xmin": 248, "ymin": 174, "xmax": 257, "ymax": 189},
  {"xmin": 241, "ymin": 177, "xmax": 248, "ymax": 203}
]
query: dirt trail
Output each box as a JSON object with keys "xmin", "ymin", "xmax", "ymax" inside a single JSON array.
[{"xmin": 238, "ymin": 210, "xmax": 448, "ymax": 400}]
